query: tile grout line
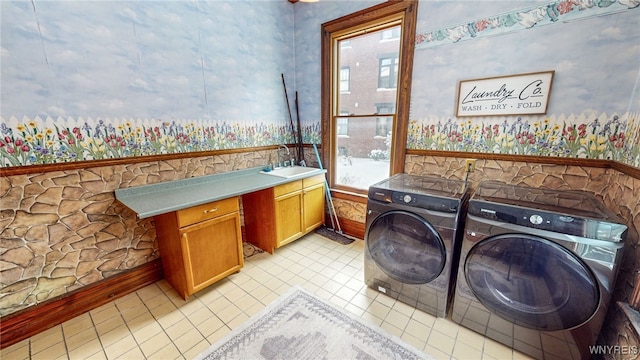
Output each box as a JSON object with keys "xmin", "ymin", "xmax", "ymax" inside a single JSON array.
[
  {"xmin": 2, "ymin": 235, "xmax": 528, "ymax": 360},
  {"xmin": 125, "ymin": 284, "xmax": 178, "ymax": 359}
]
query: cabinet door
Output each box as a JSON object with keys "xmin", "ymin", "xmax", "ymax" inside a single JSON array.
[
  {"xmin": 303, "ymin": 183, "xmax": 325, "ymax": 232},
  {"xmin": 275, "ymin": 190, "xmax": 303, "ymax": 247},
  {"xmin": 179, "ymin": 211, "xmax": 243, "ymax": 295}
]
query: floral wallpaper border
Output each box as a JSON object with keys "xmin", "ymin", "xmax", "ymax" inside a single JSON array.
[
  {"xmin": 0, "ymin": 116, "xmax": 321, "ymax": 167},
  {"xmin": 408, "ymin": 111, "xmax": 640, "ymax": 167},
  {"xmin": 3, "ymin": 111, "xmax": 639, "ymax": 168},
  {"xmin": 415, "ymin": 0, "xmax": 639, "ymax": 48}
]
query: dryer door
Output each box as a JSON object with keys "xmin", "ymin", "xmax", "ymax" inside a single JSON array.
[
  {"xmin": 366, "ymin": 210, "xmax": 445, "ymax": 284},
  {"xmin": 465, "ymin": 234, "xmax": 599, "ymax": 331}
]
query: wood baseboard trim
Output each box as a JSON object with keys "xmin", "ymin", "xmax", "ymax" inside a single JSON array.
[
  {"xmin": 0, "ymin": 259, "xmax": 163, "ymax": 349},
  {"xmin": 1, "ymin": 216, "xmax": 359, "ymax": 349}
]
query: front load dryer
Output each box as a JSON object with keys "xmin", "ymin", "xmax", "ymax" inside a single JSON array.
[
  {"xmin": 451, "ymin": 181, "xmax": 627, "ymax": 359},
  {"xmin": 364, "ymin": 174, "xmax": 468, "ymax": 317}
]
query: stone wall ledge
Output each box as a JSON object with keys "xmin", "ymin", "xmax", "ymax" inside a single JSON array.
[{"xmin": 618, "ymin": 301, "xmax": 640, "ymax": 340}]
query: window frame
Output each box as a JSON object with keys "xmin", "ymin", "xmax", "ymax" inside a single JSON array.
[{"xmin": 321, "ymin": 1, "xmax": 417, "ymax": 195}]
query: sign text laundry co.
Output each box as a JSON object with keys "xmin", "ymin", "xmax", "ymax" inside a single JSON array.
[{"xmin": 456, "ymin": 71, "xmax": 554, "ymax": 117}]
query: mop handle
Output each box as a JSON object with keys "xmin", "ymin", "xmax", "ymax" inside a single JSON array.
[{"xmin": 313, "ymin": 144, "xmax": 342, "ymax": 233}]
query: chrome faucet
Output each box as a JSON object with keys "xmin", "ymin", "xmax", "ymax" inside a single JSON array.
[{"xmin": 277, "ymin": 144, "xmax": 290, "ymax": 167}]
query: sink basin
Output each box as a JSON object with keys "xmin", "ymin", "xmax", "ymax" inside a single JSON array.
[{"xmin": 260, "ymin": 166, "xmax": 322, "ymax": 179}]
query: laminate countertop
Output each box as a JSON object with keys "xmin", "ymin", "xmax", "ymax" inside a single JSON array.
[{"xmin": 115, "ymin": 166, "xmax": 326, "ymax": 219}]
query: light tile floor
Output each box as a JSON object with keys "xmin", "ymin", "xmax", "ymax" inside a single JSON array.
[{"xmin": 1, "ymin": 233, "xmax": 532, "ymax": 360}]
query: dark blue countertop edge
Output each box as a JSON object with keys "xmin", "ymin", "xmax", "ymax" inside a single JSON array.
[{"xmin": 115, "ymin": 166, "xmax": 326, "ymax": 219}]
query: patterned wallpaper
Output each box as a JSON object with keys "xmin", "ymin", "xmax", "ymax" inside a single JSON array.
[
  {"xmin": 0, "ymin": 116, "xmax": 320, "ymax": 166},
  {"xmin": 1, "ymin": 0, "xmax": 639, "ymax": 168},
  {"xmin": 415, "ymin": 0, "xmax": 640, "ymax": 48},
  {"xmin": 407, "ymin": 112, "xmax": 639, "ymax": 163},
  {"xmin": 1, "ymin": 0, "xmax": 297, "ymax": 166},
  {"xmin": 408, "ymin": 0, "xmax": 639, "ymax": 167}
]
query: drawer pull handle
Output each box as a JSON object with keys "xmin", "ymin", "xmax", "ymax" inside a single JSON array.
[{"xmin": 203, "ymin": 208, "xmax": 219, "ymax": 214}]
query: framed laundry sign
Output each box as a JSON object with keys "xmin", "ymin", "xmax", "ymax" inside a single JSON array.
[{"xmin": 456, "ymin": 71, "xmax": 554, "ymax": 117}]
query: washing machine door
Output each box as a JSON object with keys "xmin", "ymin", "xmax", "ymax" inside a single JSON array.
[
  {"xmin": 367, "ymin": 210, "xmax": 446, "ymax": 284},
  {"xmin": 465, "ymin": 234, "xmax": 599, "ymax": 331}
]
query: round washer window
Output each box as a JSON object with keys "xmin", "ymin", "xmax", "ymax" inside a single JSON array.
[
  {"xmin": 366, "ymin": 210, "xmax": 445, "ymax": 284},
  {"xmin": 465, "ymin": 234, "xmax": 599, "ymax": 331}
]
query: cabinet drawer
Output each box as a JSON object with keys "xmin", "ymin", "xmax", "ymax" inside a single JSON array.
[
  {"xmin": 177, "ymin": 197, "xmax": 239, "ymax": 227},
  {"xmin": 303, "ymin": 174, "xmax": 325, "ymax": 188},
  {"xmin": 274, "ymin": 180, "xmax": 302, "ymax": 197}
]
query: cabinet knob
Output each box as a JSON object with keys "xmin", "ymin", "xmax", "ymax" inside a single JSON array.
[{"xmin": 203, "ymin": 208, "xmax": 219, "ymax": 214}]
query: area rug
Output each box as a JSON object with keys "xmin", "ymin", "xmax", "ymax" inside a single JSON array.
[
  {"xmin": 194, "ymin": 286, "xmax": 431, "ymax": 360},
  {"xmin": 242, "ymin": 242, "xmax": 264, "ymax": 259},
  {"xmin": 314, "ymin": 225, "xmax": 355, "ymax": 245}
]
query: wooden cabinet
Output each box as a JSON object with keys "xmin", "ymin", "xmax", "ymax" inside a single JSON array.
[
  {"xmin": 153, "ymin": 197, "xmax": 243, "ymax": 299},
  {"xmin": 244, "ymin": 174, "xmax": 325, "ymax": 253},
  {"xmin": 274, "ymin": 188, "xmax": 303, "ymax": 247},
  {"xmin": 302, "ymin": 180, "xmax": 325, "ymax": 233}
]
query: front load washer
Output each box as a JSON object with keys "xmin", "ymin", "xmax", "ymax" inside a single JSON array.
[
  {"xmin": 451, "ymin": 181, "xmax": 628, "ymax": 360},
  {"xmin": 364, "ymin": 174, "xmax": 468, "ymax": 317}
]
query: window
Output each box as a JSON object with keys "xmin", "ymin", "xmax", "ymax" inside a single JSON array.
[
  {"xmin": 378, "ymin": 55, "xmax": 398, "ymax": 89},
  {"xmin": 375, "ymin": 117, "xmax": 392, "ymax": 138},
  {"xmin": 340, "ymin": 67, "xmax": 350, "ymax": 92},
  {"xmin": 381, "ymin": 27, "xmax": 401, "ymax": 40},
  {"xmin": 376, "ymin": 103, "xmax": 394, "ymax": 115},
  {"xmin": 321, "ymin": 1, "xmax": 417, "ymax": 194},
  {"xmin": 337, "ymin": 115, "xmax": 349, "ymax": 136},
  {"xmin": 375, "ymin": 103, "xmax": 394, "ymax": 137}
]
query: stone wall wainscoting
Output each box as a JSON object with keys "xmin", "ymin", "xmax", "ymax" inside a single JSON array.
[
  {"xmin": 0, "ymin": 150, "xmax": 277, "ymax": 317},
  {"xmin": 404, "ymin": 154, "xmax": 640, "ymax": 354},
  {"xmin": 1, "ymin": 150, "xmax": 638, "ymax": 354}
]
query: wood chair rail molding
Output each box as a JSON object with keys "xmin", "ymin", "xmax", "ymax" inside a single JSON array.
[
  {"xmin": 0, "ymin": 144, "xmax": 299, "ymax": 177},
  {"xmin": 405, "ymin": 149, "xmax": 640, "ymax": 180},
  {"xmin": 2, "ymin": 146, "xmax": 637, "ymax": 179}
]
